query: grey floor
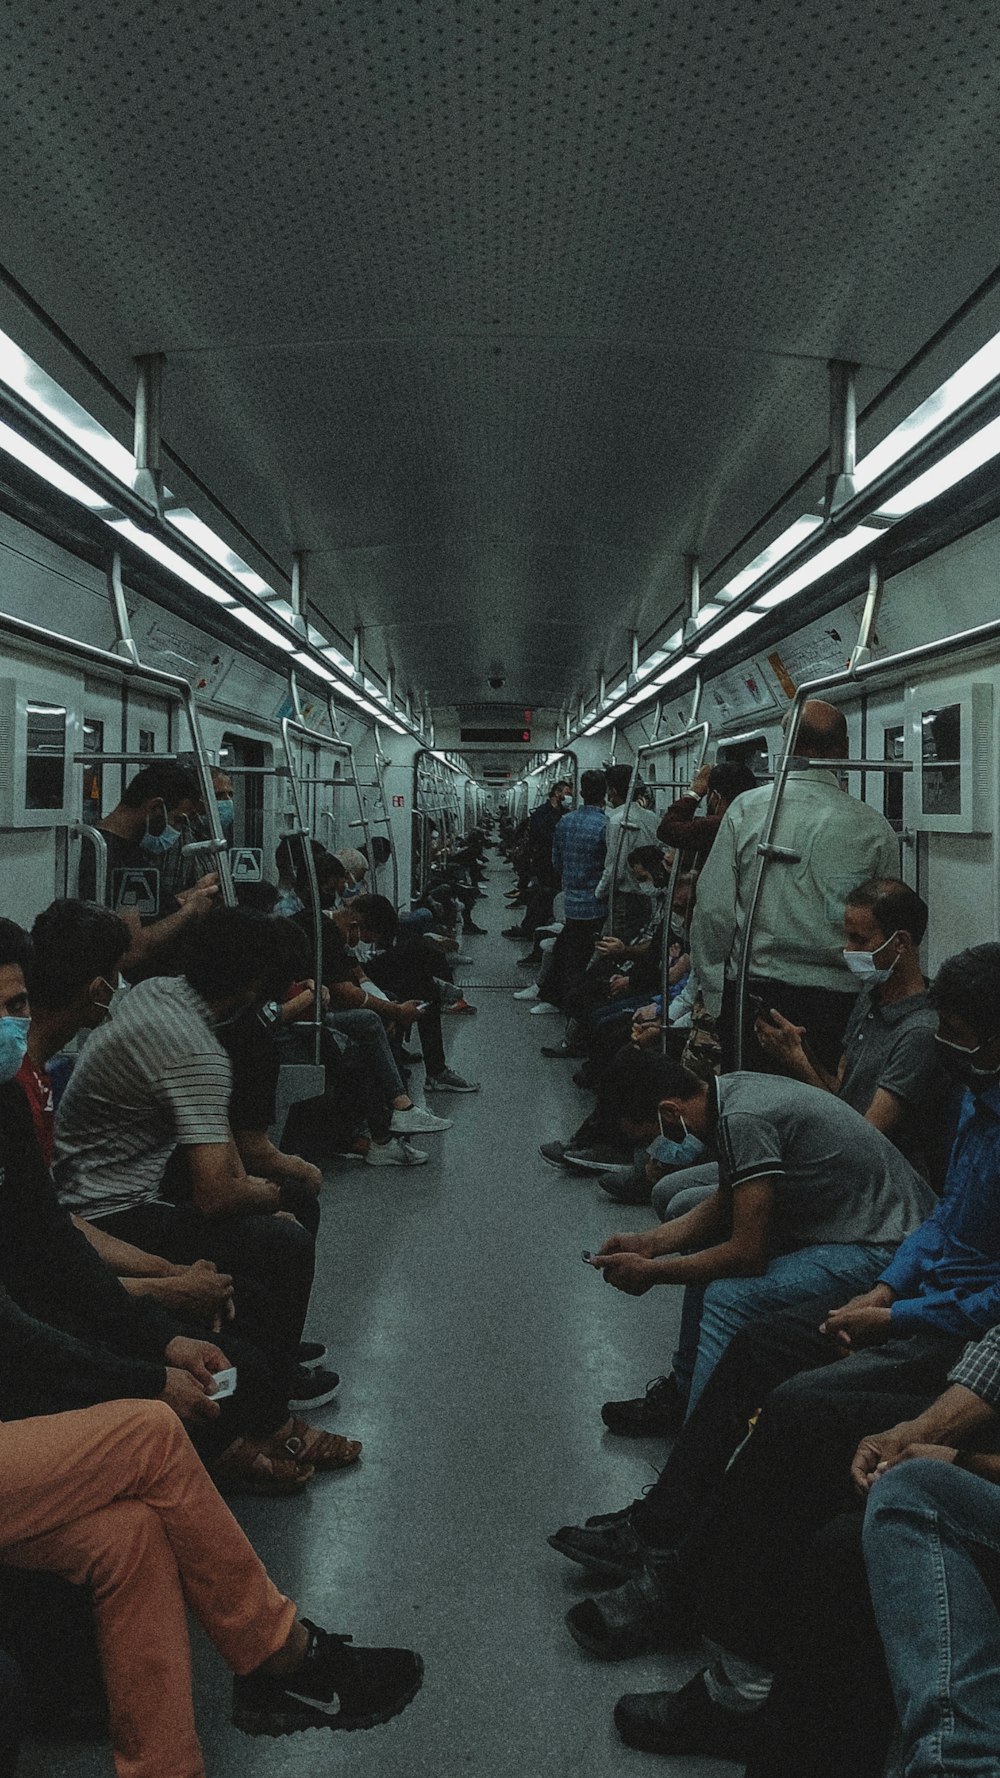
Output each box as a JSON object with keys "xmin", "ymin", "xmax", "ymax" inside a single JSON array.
[{"xmin": 26, "ymin": 866, "xmax": 736, "ymax": 1778}]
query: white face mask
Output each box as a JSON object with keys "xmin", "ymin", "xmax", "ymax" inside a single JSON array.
[
  {"xmin": 843, "ymin": 931, "xmax": 901, "ymax": 984},
  {"xmin": 560, "ymin": 795, "xmax": 573, "ymax": 810}
]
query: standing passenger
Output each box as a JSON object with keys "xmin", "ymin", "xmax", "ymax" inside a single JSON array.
[
  {"xmin": 690, "ymin": 700, "xmax": 899, "ymax": 1070},
  {"xmin": 543, "ymin": 771, "xmax": 608, "ymax": 1009}
]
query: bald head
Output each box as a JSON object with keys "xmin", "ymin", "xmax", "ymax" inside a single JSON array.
[{"xmin": 795, "ymin": 700, "xmax": 848, "ymax": 761}]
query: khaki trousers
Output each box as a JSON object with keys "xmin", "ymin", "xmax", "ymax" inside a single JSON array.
[{"xmin": 0, "ymin": 1399, "xmax": 296, "ymax": 1778}]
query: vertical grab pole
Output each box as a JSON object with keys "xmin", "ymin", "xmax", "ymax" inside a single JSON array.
[
  {"xmin": 373, "ymin": 724, "xmax": 400, "ymax": 909},
  {"xmin": 71, "ymin": 823, "xmax": 109, "ymax": 904},
  {"xmin": 280, "ymin": 718, "xmax": 324, "ymax": 1067},
  {"xmin": 657, "ymin": 720, "xmax": 710, "ymax": 1053},
  {"xmin": 731, "ymin": 560, "xmax": 884, "ymax": 1067},
  {"xmin": 179, "ymin": 680, "xmax": 237, "ymax": 908}
]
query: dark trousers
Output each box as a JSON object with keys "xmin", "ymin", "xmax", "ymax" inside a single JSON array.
[
  {"xmin": 686, "ymin": 1326, "xmax": 973, "ymax": 1669},
  {"xmin": 720, "ymin": 977, "xmax": 857, "ymax": 1074},
  {"xmin": 364, "ymin": 942, "xmax": 447, "ymax": 1075},
  {"xmin": 543, "ymin": 918, "xmax": 605, "ymax": 1009},
  {"xmin": 89, "ymin": 1200, "xmax": 315, "ymax": 1374}
]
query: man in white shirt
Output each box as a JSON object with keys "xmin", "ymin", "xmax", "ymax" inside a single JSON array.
[
  {"xmin": 596, "ymin": 766, "xmax": 663, "ymax": 940},
  {"xmin": 690, "ymin": 700, "xmax": 899, "ymax": 1071}
]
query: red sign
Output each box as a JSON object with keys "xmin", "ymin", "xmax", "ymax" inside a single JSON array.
[{"xmin": 392, "ymin": 795, "xmax": 405, "ymax": 808}]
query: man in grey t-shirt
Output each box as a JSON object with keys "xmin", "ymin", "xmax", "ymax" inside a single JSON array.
[{"xmin": 591, "ymin": 1065, "xmax": 935, "ymax": 1410}]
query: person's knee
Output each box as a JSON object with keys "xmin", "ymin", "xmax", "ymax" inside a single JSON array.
[
  {"xmin": 88, "ymin": 1502, "xmax": 166, "ymax": 1598},
  {"xmin": 864, "ymin": 1457, "xmax": 973, "ymax": 1536},
  {"xmin": 701, "ymin": 1277, "xmax": 749, "ymax": 1326}
]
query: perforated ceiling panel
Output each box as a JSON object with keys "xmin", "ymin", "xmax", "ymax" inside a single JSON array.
[{"xmin": 3, "ymin": 0, "xmax": 1000, "ymax": 711}]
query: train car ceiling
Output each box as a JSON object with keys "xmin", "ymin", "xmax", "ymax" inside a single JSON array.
[{"xmin": 1, "ymin": 2, "xmax": 1000, "ymax": 735}]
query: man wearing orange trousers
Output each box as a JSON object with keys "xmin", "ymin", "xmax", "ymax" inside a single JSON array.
[{"xmin": 0, "ymin": 1398, "xmax": 422, "ymax": 1778}]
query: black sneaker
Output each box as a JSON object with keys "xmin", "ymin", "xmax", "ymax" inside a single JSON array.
[
  {"xmin": 502, "ymin": 925, "xmax": 529, "ymax": 938},
  {"xmin": 614, "ymin": 1670, "xmax": 755, "ymax": 1758},
  {"xmin": 601, "ymin": 1374, "xmax": 686, "ymax": 1437},
  {"xmin": 563, "ymin": 1145, "xmax": 636, "ymax": 1175},
  {"xmin": 233, "ymin": 1620, "xmax": 424, "ymax": 1736},
  {"xmin": 538, "ymin": 1141, "xmax": 572, "ymax": 1168},
  {"xmin": 463, "ymin": 921, "xmax": 488, "ymax": 935},
  {"xmin": 296, "ymin": 1342, "xmax": 328, "ymax": 1366},
  {"xmin": 286, "ymin": 1364, "xmax": 341, "ymax": 1410},
  {"xmin": 517, "ymin": 952, "xmax": 542, "ymax": 968},
  {"xmin": 565, "ymin": 1559, "xmax": 693, "ymax": 1660},
  {"xmin": 547, "ymin": 1517, "xmax": 646, "ymax": 1583}
]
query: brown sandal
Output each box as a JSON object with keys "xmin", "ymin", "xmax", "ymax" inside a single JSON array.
[
  {"xmin": 278, "ymin": 1416, "xmax": 363, "ymax": 1471},
  {"xmin": 213, "ymin": 1438, "xmax": 314, "ymax": 1496}
]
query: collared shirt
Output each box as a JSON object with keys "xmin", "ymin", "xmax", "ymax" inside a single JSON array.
[
  {"xmin": 55, "ymin": 975, "xmax": 232, "ymax": 1221},
  {"xmin": 552, "ymin": 805, "xmax": 608, "ymax": 921},
  {"xmin": 690, "ymin": 769, "xmax": 900, "ymax": 1017},
  {"xmin": 949, "ymin": 1323, "xmax": 1000, "ymax": 1410},
  {"xmin": 840, "ymin": 981, "xmax": 944, "ymax": 1169},
  {"xmin": 595, "ymin": 802, "xmax": 662, "ymax": 898},
  {"xmin": 712, "ymin": 1073, "xmax": 934, "ymax": 1254},
  {"xmin": 879, "ymin": 1082, "xmax": 1000, "ymax": 1337}
]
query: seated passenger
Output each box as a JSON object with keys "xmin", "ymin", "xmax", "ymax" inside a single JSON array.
[
  {"xmin": 0, "ymin": 1397, "xmax": 422, "ymax": 1778},
  {"xmin": 755, "ymin": 876, "xmax": 945, "ymax": 1169},
  {"xmin": 548, "ymin": 944, "xmax": 1000, "ymax": 1679},
  {"xmin": 588, "ymin": 1059, "xmax": 934, "ymax": 1417},
  {"xmin": 0, "ymin": 915, "xmax": 353, "ymax": 1494},
  {"xmin": 53, "ymin": 907, "xmax": 338, "ymax": 1404},
  {"xmin": 78, "ymin": 762, "xmax": 220, "ymax": 973},
  {"xmin": 353, "ymin": 895, "xmax": 479, "ymax": 1093}
]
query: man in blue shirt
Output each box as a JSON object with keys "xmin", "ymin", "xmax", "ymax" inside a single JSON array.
[{"xmin": 541, "ymin": 770, "xmax": 608, "ymax": 1009}]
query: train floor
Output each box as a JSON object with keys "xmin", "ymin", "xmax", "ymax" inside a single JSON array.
[{"xmin": 24, "ymin": 865, "xmax": 736, "ymax": 1778}]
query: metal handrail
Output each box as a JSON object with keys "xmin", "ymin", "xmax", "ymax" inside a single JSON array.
[
  {"xmin": 0, "ymin": 602, "xmax": 236, "ymax": 908},
  {"xmin": 728, "ymin": 576, "xmax": 1000, "ymax": 1065},
  {"xmin": 606, "ymin": 683, "xmax": 707, "ymax": 933},
  {"xmin": 70, "ymin": 822, "xmax": 108, "ymax": 905}
]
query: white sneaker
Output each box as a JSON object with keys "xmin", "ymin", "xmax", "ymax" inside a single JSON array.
[
  {"xmin": 513, "ymin": 983, "xmax": 539, "ymax": 1000},
  {"xmin": 530, "ymin": 1001, "xmax": 560, "ymax": 1015},
  {"xmin": 390, "ymin": 1106, "xmax": 454, "ymax": 1133},
  {"xmin": 365, "ymin": 1138, "xmax": 429, "ymax": 1166}
]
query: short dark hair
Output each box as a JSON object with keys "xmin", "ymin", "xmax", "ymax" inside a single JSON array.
[
  {"xmin": 120, "ymin": 764, "xmax": 200, "ymax": 810},
  {"xmin": 601, "ymin": 1047, "xmax": 704, "ymax": 1122},
  {"xmin": 28, "ymin": 900, "xmax": 131, "ymax": 1008},
  {"xmin": 181, "ymin": 908, "xmax": 308, "ymax": 1004},
  {"xmin": 234, "ymin": 880, "xmax": 280, "ymax": 913},
  {"xmin": 549, "ymin": 779, "xmax": 572, "ymax": 800},
  {"xmin": 0, "ymin": 918, "xmax": 33, "ymax": 980},
  {"xmin": 364, "ymin": 836, "xmax": 393, "ymax": 867},
  {"xmin": 353, "ymin": 893, "xmax": 399, "ymax": 943},
  {"xmin": 605, "ymin": 764, "xmax": 640, "ymax": 801},
  {"xmin": 928, "ymin": 944, "xmax": 1000, "ymax": 1044},
  {"xmin": 275, "ymin": 838, "xmax": 346, "ymax": 899},
  {"xmin": 846, "ymin": 878, "xmax": 928, "ymax": 946},
  {"xmin": 580, "ymin": 769, "xmax": 607, "ymax": 806},
  {"xmin": 708, "ymin": 762, "xmax": 757, "ymax": 805},
  {"xmin": 627, "ymin": 844, "xmax": 669, "ymax": 874}
]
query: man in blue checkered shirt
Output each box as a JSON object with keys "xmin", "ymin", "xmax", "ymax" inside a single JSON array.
[{"xmin": 542, "ymin": 769, "xmax": 608, "ymax": 1009}]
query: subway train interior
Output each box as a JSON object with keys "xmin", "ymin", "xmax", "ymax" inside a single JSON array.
[{"xmin": 3, "ymin": 4, "xmax": 1000, "ymax": 1777}]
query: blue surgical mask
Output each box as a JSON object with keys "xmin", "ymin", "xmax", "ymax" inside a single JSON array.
[
  {"xmin": 657, "ymin": 1107, "xmax": 693, "ymax": 1148},
  {"xmin": 141, "ymin": 820, "xmax": 181, "ymax": 856},
  {"xmin": 843, "ymin": 931, "xmax": 900, "ymax": 984},
  {"xmin": 650, "ymin": 1127, "xmax": 706, "ymax": 1168},
  {"xmin": 215, "ymin": 798, "xmax": 235, "ymax": 833},
  {"xmin": 0, "ymin": 1016, "xmax": 30, "ymax": 1084}
]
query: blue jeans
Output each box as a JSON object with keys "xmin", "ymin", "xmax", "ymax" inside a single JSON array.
[
  {"xmin": 864, "ymin": 1460, "xmax": 1000, "ymax": 1778},
  {"xmin": 678, "ymin": 1242, "xmax": 896, "ymax": 1411}
]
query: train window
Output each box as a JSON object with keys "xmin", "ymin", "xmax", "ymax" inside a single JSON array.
[
  {"xmin": 81, "ymin": 718, "xmax": 104, "ymax": 823},
  {"xmin": 718, "ymin": 734, "xmax": 770, "ymax": 778},
  {"xmin": 25, "ymin": 702, "xmax": 67, "ymax": 809},
  {"xmin": 219, "ymin": 734, "xmax": 266, "ymax": 849},
  {"xmin": 882, "ymin": 726, "xmax": 904, "ymax": 828},
  {"xmin": 920, "ymin": 704, "xmax": 962, "ymax": 816},
  {"xmin": 138, "ymin": 728, "xmax": 155, "ymax": 753}
]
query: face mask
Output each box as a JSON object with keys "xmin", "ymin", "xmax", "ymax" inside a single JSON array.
[
  {"xmin": 650, "ymin": 1128, "xmax": 706, "ymax": 1168},
  {"xmin": 632, "ymin": 879, "xmax": 657, "ymax": 898},
  {"xmin": 0, "ymin": 1015, "xmax": 30, "ymax": 1084},
  {"xmin": 215, "ymin": 798, "xmax": 235, "ymax": 833},
  {"xmin": 141, "ymin": 819, "xmax": 181, "ymax": 856},
  {"xmin": 561, "ymin": 796, "xmax": 573, "ymax": 809},
  {"xmin": 934, "ymin": 1033, "xmax": 1000, "ymax": 1093},
  {"xmin": 843, "ymin": 931, "xmax": 901, "ymax": 983}
]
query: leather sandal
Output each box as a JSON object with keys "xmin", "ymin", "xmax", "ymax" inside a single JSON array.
[
  {"xmin": 278, "ymin": 1416, "xmax": 363, "ymax": 1470},
  {"xmin": 213, "ymin": 1438, "xmax": 314, "ymax": 1496}
]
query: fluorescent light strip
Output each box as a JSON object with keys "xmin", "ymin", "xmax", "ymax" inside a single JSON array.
[
  {"xmin": 166, "ymin": 508, "xmax": 274, "ymax": 596},
  {"xmin": 855, "ymin": 326, "xmax": 1000, "ymax": 493},
  {"xmin": 0, "ymin": 327, "xmax": 135, "ymax": 484},
  {"xmin": 650, "ymin": 653, "xmax": 698, "ymax": 685},
  {"xmin": 873, "ymin": 414, "xmax": 1000, "ymax": 519},
  {"xmin": 229, "ymin": 605, "xmax": 295, "ymax": 649},
  {"xmin": 752, "ymin": 525, "xmax": 883, "ymax": 609},
  {"xmin": 694, "ymin": 608, "xmax": 767, "ymax": 656},
  {"xmin": 0, "ymin": 419, "xmax": 106, "ymax": 509},
  {"xmin": 715, "ymin": 515, "xmax": 824, "ymax": 603},
  {"xmin": 108, "ymin": 518, "xmax": 237, "ymax": 605}
]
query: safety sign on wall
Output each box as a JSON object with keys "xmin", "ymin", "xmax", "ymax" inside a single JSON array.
[
  {"xmin": 392, "ymin": 795, "xmax": 405, "ymax": 807},
  {"xmin": 229, "ymin": 847, "xmax": 264, "ymax": 883},
  {"xmin": 112, "ymin": 869, "xmax": 160, "ymax": 917}
]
